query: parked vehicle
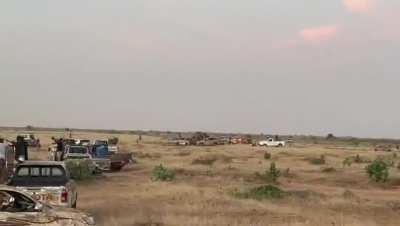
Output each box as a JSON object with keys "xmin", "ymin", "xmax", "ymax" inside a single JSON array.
[
  {"xmin": 258, "ymin": 138, "xmax": 286, "ymax": 147},
  {"xmin": 63, "ymin": 145, "xmax": 101, "ymax": 175},
  {"xmin": 168, "ymin": 138, "xmax": 190, "ymax": 146},
  {"xmin": 91, "ymin": 144, "xmax": 133, "ymax": 171},
  {"xmin": 108, "ymin": 145, "xmax": 119, "ymax": 154},
  {"xmin": 0, "ymin": 186, "xmax": 95, "ymax": 225},
  {"xmin": 8, "ymin": 161, "xmax": 78, "ymax": 208},
  {"xmin": 196, "ymin": 137, "xmax": 218, "ymax": 146},
  {"xmin": 0, "ymin": 144, "xmax": 15, "ymax": 183},
  {"xmin": 64, "ymin": 145, "xmax": 91, "ymax": 160},
  {"xmin": 79, "ymin": 139, "xmax": 91, "ymax": 146},
  {"xmin": 94, "ymin": 140, "xmax": 108, "ymax": 146}
]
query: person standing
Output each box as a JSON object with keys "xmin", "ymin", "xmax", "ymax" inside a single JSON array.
[{"xmin": 14, "ymin": 136, "xmax": 28, "ymax": 161}]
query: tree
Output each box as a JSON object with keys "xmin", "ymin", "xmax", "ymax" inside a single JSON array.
[{"xmin": 326, "ymin": 133, "xmax": 335, "ymax": 140}]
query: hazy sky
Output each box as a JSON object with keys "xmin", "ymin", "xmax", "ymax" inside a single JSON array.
[{"xmin": 1, "ymin": 1, "xmax": 400, "ymax": 138}]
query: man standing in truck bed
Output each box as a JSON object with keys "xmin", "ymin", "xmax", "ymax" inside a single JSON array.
[{"xmin": 14, "ymin": 136, "xmax": 28, "ymax": 161}]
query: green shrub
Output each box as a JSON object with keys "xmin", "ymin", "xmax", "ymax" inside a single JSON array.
[
  {"xmin": 234, "ymin": 185, "xmax": 286, "ymax": 200},
  {"xmin": 152, "ymin": 164, "xmax": 175, "ymax": 181},
  {"xmin": 382, "ymin": 157, "xmax": 395, "ymax": 167},
  {"xmin": 343, "ymin": 155, "xmax": 371, "ymax": 167},
  {"xmin": 264, "ymin": 152, "xmax": 271, "ymax": 160},
  {"xmin": 354, "ymin": 154, "xmax": 362, "ymax": 163},
  {"xmin": 310, "ymin": 155, "xmax": 326, "ymax": 165},
  {"xmin": 256, "ymin": 162, "xmax": 282, "ymax": 183},
  {"xmin": 365, "ymin": 159, "xmax": 389, "ymax": 182},
  {"xmin": 65, "ymin": 159, "xmax": 95, "ymax": 180},
  {"xmin": 342, "ymin": 157, "xmax": 353, "ymax": 167}
]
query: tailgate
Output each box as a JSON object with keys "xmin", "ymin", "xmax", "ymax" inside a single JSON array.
[
  {"xmin": 18, "ymin": 187, "xmax": 63, "ymax": 205},
  {"xmin": 92, "ymin": 158, "xmax": 111, "ymax": 171},
  {"xmin": 111, "ymin": 153, "xmax": 133, "ymax": 163}
]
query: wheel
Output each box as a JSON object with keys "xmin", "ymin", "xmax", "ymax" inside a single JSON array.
[
  {"xmin": 277, "ymin": 144, "xmax": 283, "ymax": 147},
  {"xmin": 72, "ymin": 195, "xmax": 77, "ymax": 208}
]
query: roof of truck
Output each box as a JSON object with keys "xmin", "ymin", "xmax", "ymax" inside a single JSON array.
[{"xmin": 18, "ymin": 161, "xmax": 66, "ymax": 167}]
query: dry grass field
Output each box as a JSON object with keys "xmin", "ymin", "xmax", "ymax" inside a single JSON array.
[{"xmin": 1, "ymin": 129, "xmax": 400, "ymax": 226}]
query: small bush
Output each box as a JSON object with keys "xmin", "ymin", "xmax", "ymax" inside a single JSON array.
[
  {"xmin": 192, "ymin": 156, "xmax": 217, "ymax": 165},
  {"xmin": 322, "ymin": 167, "xmax": 336, "ymax": 173},
  {"xmin": 354, "ymin": 154, "xmax": 362, "ymax": 163},
  {"xmin": 264, "ymin": 152, "xmax": 271, "ymax": 160},
  {"xmin": 233, "ymin": 185, "xmax": 286, "ymax": 200},
  {"xmin": 343, "ymin": 155, "xmax": 371, "ymax": 167},
  {"xmin": 342, "ymin": 190, "xmax": 360, "ymax": 202},
  {"xmin": 282, "ymin": 168, "xmax": 295, "ymax": 178},
  {"xmin": 264, "ymin": 162, "xmax": 281, "ymax": 183},
  {"xmin": 366, "ymin": 159, "xmax": 389, "ymax": 182},
  {"xmin": 65, "ymin": 159, "xmax": 96, "ymax": 181},
  {"xmin": 310, "ymin": 155, "xmax": 326, "ymax": 165},
  {"xmin": 343, "ymin": 157, "xmax": 353, "ymax": 167},
  {"xmin": 152, "ymin": 164, "xmax": 175, "ymax": 181},
  {"xmin": 175, "ymin": 151, "xmax": 191, "ymax": 157}
]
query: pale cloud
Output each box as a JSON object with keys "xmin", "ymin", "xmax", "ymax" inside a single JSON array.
[
  {"xmin": 299, "ymin": 25, "xmax": 339, "ymax": 43},
  {"xmin": 343, "ymin": 0, "xmax": 374, "ymax": 13}
]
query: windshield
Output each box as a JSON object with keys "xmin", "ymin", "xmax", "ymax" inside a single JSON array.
[
  {"xmin": 68, "ymin": 146, "xmax": 87, "ymax": 154},
  {"xmin": 0, "ymin": 191, "xmax": 37, "ymax": 212}
]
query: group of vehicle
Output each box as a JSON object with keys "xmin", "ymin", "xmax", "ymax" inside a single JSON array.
[
  {"xmin": 48, "ymin": 138, "xmax": 133, "ymax": 171},
  {"xmin": 169, "ymin": 136, "xmax": 288, "ymax": 147},
  {"xmin": 168, "ymin": 135, "xmax": 251, "ymax": 146},
  {"xmin": 0, "ymin": 141, "xmax": 95, "ymax": 225},
  {"xmin": 0, "ymin": 136, "xmax": 136, "ymax": 225}
]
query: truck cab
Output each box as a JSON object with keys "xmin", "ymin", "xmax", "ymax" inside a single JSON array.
[
  {"xmin": 64, "ymin": 145, "xmax": 91, "ymax": 160},
  {"xmin": 258, "ymin": 138, "xmax": 286, "ymax": 147},
  {"xmin": 8, "ymin": 161, "xmax": 78, "ymax": 208}
]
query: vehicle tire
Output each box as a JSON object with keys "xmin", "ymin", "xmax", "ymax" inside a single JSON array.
[
  {"xmin": 277, "ymin": 144, "xmax": 283, "ymax": 147},
  {"xmin": 72, "ymin": 195, "xmax": 77, "ymax": 208}
]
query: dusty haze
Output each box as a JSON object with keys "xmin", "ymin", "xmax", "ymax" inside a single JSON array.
[{"xmin": 1, "ymin": 1, "xmax": 400, "ymax": 138}]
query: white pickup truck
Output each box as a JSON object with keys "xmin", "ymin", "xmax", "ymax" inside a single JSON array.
[
  {"xmin": 258, "ymin": 138, "xmax": 286, "ymax": 147},
  {"xmin": 9, "ymin": 161, "xmax": 78, "ymax": 208}
]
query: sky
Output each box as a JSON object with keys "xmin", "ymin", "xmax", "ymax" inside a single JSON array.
[{"xmin": 1, "ymin": 0, "xmax": 400, "ymax": 138}]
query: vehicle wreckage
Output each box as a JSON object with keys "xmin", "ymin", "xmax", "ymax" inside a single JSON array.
[{"xmin": 0, "ymin": 186, "xmax": 95, "ymax": 226}]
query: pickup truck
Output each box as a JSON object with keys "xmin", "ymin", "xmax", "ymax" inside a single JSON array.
[
  {"xmin": 0, "ymin": 186, "xmax": 95, "ymax": 225},
  {"xmin": 91, "ymin": 144, "xmax": 133, "ymax": 171},
  {"xmin": 196, "ymin": 137, "xmax": 219, "ymax": 146},
  {"xmin": 258, "ymin": 138, "xmax": 286, "ymax": 147},
  {"xmin": 63, "ymin": 145, "xmax": 101, "ymax": 175},
  {"xmin": 168, "ymin": 139, "xmax": 190, "ymax": 146},
  {"xmin": 64, "ymin": 145, "xmax": 91, "ymax": 160},
  {"xmin": 8, "ymin": 161, "xmax": 78, "ymax": 208}
]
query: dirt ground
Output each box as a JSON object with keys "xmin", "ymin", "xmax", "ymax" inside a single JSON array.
[{"xmin": 1, "ymin": 130, "xmax": 400, "ymax": 226}]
